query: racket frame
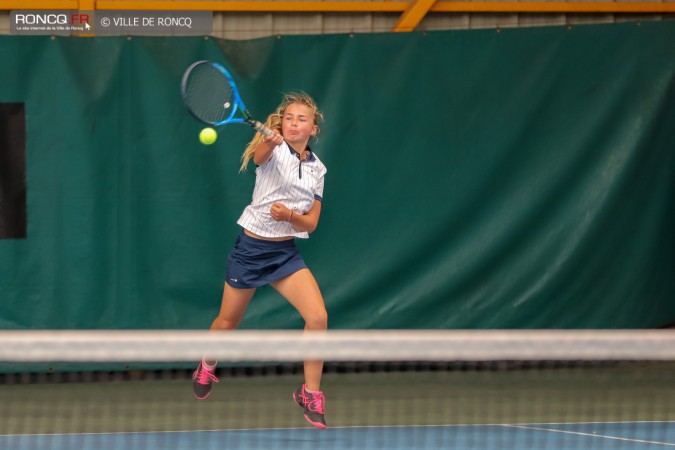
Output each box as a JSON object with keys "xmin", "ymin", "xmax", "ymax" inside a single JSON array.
[{"xmin": 181, "ymin": 60, "xmax": 274, "ymax": 136}]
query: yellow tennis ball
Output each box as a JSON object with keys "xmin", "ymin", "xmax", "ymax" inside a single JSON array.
[{"xmin": 199, "ymin": 127, "xmax": 217, "ymax": 145}]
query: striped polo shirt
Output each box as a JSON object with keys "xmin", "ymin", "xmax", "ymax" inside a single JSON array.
[{"xmin": 237, "ymin": 141, "xmax": 327, "ymax": 239}]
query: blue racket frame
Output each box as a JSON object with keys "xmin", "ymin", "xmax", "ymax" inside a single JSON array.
[
  {"xmin": 181, "ymin": 60, "xmax": 274, "ymax": 136},
  {"xmin": 209, "ymin": 61, "xmax": 250, "ymax": 126}
]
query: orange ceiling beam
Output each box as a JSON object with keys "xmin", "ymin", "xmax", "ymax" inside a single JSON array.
[
  {"xmin": 432, "ymin": 1, "xmax": 675, "ymax": 12},
  {"xmin": 94, "ymin": 1, "xmax": 409, "ymax": 12},
  {"xmin": 1, "ymin": 0, "xmax": 78, "ymax": 8},
  {"xmin": 393, "ymin": 0, "xmax": 437, "ymax": 32}
]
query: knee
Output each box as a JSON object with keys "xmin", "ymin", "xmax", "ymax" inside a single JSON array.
[
  {"xmin": 305, "ymin": 308, "xmax": 328, "ymax": 331},
  {"xmin": 211, "ymin": 316, "xmax": 239, "ymax": 331}
]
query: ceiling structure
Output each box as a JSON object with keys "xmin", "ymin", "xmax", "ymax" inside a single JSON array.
[{"xmin": 4, "ymin": 0, "xmax": 675, "ymax": 32}]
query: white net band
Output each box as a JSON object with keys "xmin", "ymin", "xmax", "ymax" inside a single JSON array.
[{"xmin": 1, "ymin": 329, "xmax": 674, "ymax": 362}]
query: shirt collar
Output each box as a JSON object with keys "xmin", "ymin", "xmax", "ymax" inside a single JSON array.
[{"xmin": 287, "ymin": 143, "xmax": 316, "ymax": 162}]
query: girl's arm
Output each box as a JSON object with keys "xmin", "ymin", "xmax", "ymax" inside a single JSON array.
[
  {"xmin": 270, "ymin": 200, "xmax": 322, "ymax": 234},
  {"xmin": 253, "ymin": 132, "xmax": 284, "ymax": 166}
]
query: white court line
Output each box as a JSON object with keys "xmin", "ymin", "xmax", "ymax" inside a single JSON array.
[
  {"xmin": 3, "ymin": 421, "xmax": 674, "ymax": 439},
  {"xmin": 0, "ymin": 424, "xmax": 460, "ymax": 438},
  {"xmin": 503, "ymin": 424, "xmax": 675, "ymax": 447}
]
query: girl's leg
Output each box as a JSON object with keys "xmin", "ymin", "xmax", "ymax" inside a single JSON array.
[
  {"xmin": 194, "ymin": 283, "xmax": 256, "ymax": 400},
  {"xmin": 205, "ymin": 282, "xmax": 256, "ymax": 365},
  {"xmin": 271, "ymin": 268, "xmax": 328, "ymax": 390}
]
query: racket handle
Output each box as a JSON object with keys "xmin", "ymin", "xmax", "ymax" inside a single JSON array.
[{"xmin": 252, "ymin": 121, "xmax": 275, "ymax": 137}]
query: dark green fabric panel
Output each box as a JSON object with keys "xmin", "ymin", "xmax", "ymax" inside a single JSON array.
[{"xmin": 0, "ymin": 22, "xmax": 673, "ymax": 331}]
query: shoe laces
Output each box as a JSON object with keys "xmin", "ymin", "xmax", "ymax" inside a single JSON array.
[
  {"xmin": 195, "ymin": 366, "xmax": 219, "ymax": 385},
  {"xmin": 307, "ymin": 390, "xmax": 325, "ymax": 414}
]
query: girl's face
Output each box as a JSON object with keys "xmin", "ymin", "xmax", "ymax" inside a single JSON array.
[{"xmin": 281, "ymin": 103, "xmax": 318, "ymax": 149}]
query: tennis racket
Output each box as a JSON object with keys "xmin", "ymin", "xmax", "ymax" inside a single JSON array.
[{"xmin": 181, "ymin": 60, "xmax": 275, "ymax": 137}]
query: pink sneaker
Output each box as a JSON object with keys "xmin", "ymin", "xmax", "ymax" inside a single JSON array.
[
  {"xmin": 293, "ymin": 384, "xmax": 327, "ymax": 429},
  {"xmin": 192, "ymin": 361, "xmax": 218, "ymax": 400}
]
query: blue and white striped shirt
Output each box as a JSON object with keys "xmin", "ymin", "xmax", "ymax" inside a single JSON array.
[{"xmin": 237, "ymin": 141, "xmax": 327, "ymax": 239}]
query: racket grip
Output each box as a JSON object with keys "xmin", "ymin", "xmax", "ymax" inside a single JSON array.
[{"xmin": 252, "ymin": 121, "xmax": 275, "ymax": 137}]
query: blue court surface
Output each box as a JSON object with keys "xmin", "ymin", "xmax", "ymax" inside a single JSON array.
[{"xmin": 3, "ymin": 421, "xmax": 674, "ymax": 450}]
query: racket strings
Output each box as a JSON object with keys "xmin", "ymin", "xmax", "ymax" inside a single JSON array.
[{"xmin": 184, "ymin": 64, "xmax": 234, "ymax": 124}]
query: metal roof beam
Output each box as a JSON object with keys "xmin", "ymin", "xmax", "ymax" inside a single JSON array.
[
  {"xmin": 94, "ymin": 1, "xmax": 409, "ymax": 12},
  {"xmin": 393, "ymin": 0, "xmax": 437, "ymax": 32},
  {"xmin": 2, "ymin": 1, "xmax": 674, "ymax": 16}
]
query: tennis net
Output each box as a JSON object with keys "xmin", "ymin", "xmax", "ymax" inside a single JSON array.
[{"xmin": 0, "ymin": 330, "xmax": 673, "ymax": 450}]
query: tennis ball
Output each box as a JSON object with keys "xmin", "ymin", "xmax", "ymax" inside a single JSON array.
[{"xmin": 199, "ymin": 127, "xmax": 217, "ymax": 145}]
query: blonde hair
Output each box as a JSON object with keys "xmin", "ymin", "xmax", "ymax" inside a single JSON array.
[{"xmin": 239, "ymin": 92, "xmax": 324, "ymax": 172}]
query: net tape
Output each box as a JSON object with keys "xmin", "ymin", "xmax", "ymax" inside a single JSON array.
[{"xmin": 1, "ymin": 329, "xmax": 674, "ymax": 362}]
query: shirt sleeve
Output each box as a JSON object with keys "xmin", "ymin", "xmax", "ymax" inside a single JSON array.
[
  {"xmin": 256, "ymin": 144, "xmax": 280, "ymax": 168},
  {"xmin": 314, "ymin": 166, "xmax": 326, "ymax": 201}
]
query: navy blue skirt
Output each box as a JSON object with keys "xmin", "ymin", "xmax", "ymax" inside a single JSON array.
[{"xmin": 226, "ymin": 231, "xmax": 307, "ymax": 289}]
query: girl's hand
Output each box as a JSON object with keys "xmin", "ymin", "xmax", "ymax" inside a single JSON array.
[
  {"xmin": 270, "ymin": 202, "xmax": 293, "ymax": 222},
  {"xmin": 262, "ymin": 131, "xmax": 284, "ymax": 147}
]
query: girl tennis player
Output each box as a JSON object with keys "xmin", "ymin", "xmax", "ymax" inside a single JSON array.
[{"xmin": 192, "ymin": 92, "xmax": 329, "ymax": 429}]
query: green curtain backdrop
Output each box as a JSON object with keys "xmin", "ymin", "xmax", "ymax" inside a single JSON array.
[{"xmin": 0, "ymin": 22, "xmax": 673, "ymax": 331}]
